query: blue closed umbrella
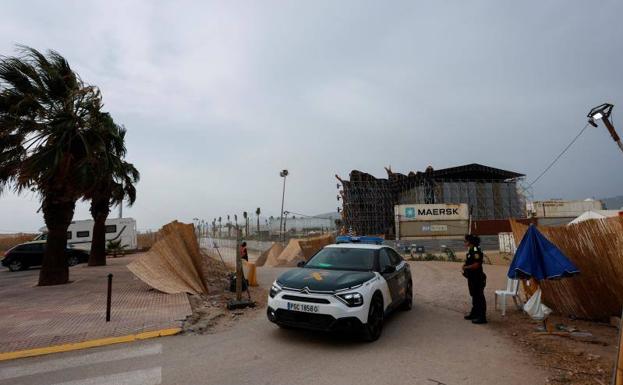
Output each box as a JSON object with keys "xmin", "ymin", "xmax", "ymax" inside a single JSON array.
[{"xmin": 508, "ymin": 225, "xmax": 580, "ymax": 280}]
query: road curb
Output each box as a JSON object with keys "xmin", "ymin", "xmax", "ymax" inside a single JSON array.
[{"xmin": 0, "ymin": 328, "xmax": 181, "ymax": 362}]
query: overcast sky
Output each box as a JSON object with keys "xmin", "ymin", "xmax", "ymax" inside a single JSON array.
[{"xmin": 1, "ymin": 1, "xmax": 622, "ymax": 232}]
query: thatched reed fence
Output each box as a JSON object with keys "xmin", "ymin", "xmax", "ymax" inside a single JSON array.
[{"xmin": 511, "ymin": 217, "xmax": 623, "ymax": 320}]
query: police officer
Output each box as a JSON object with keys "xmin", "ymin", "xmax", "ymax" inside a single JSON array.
[
  {"xmin": 462, "ymin": 234, "xmax": 487, "ymax": 324},
  {"xmin": 240, "ymin": 241, "xmax": 249, "ymax": 261}
]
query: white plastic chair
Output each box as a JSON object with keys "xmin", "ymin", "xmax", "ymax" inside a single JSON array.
[{"xmin": 494, "ymin": 279, "xmax": 522, "ymax": 316}]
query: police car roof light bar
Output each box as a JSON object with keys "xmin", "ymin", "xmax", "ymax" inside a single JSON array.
[{"xmin": 336, "ymin": 235, "xmax": 384, "ymax": 245}]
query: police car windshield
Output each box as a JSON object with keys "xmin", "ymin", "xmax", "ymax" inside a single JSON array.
[{"xmin": 305, "ymin": 247, "xmax": 376, "ymax": 271}]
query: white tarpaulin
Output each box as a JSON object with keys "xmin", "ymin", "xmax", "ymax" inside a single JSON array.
[
  {"xmin": 523, "ymin": 288, "xmax": 552, "ymax": 320},
  {"xmin": 568, "ymin": 210, "xmax": 621, "ymax": 225}
]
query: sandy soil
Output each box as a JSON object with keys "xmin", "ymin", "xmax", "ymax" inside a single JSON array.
[
  {"xmin": 411, "ymin": 261, "xmax": 618, "ymax": 385},
  {"xmin": 490, "ymin": 313, "xmax": 616, "ymax": 384},
  {"xmin": 184, "ymin": 255, "xmax": 618, "ymax": 384},
  {"xmin": 183, "ymin": 253, "xmax": 267, "ymax": 335}
]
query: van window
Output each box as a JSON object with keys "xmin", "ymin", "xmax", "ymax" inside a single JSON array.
[
  {"xmin": 41, "ymin": 232, "xmax": 72, "ymax": 240},
  {"xmin": 76, "ymin": 231, "xmax": 90, "ymax": 238},
  {"xmin": 105, "ymin": 225, "xmax": 117, "ymax": 234}
]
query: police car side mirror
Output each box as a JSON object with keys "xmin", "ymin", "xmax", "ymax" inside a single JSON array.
[
  {"xmin": 297, "ymin": 261, "xmax": 306, "ymax": 268},
  {"xmin": 382, "ymin": 265, "xmax": 396, "ymax": 274}
]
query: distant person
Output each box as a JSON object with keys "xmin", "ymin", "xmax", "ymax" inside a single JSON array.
[
  {"xmin": 462, "ymin": 234, "xmax": 487, "ymax": 324},
  {"xmin": 240, "ymin": 241, "xmax": 249, "ymax": 262}
]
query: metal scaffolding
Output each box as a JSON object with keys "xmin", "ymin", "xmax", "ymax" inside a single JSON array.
[{"xmin": 336, "ymin": 164, "xmax": 527, "ymax": 237}]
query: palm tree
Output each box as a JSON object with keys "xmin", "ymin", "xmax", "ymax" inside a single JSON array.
[
  {"xmin": 218, "ymin": 217, "xmax": 222, "ymax": 237},
  {"xmin": 227, "ymin": 215, "xmax": 231, "ymax": 238},
  {"xmin": 226, "ymin": 223, "xmax": 232, "ymax": 238},
  {"xmin": 255, "ymin": 207, "xmax": 261, "ymax": 237},
  {"xmin": 242, "ymin": 211, "xmax": 248, "ymax": 237},
  {"xmin": 83, "ymin": 113, "xmax": 139, "ymax": 266},
  {"xmin": 0, "ymin": 46, "xmax": 103, "ymax": 285}
]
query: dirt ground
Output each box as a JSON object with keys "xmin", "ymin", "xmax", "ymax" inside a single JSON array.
[
  {"xmin": 413, "ymin": 261, "xmax": 618, "ymax": 385},
  {"xmin": 482, "ymin": 256, "xmax": 618, "ymax": 385},
  {"xmin": 490, "ymin": 312, "xmax": 617, "ymax": 384},
  {"xmin": 184, "ymin": 254, "xmax": 619, "ymax": 384},
  {"xmin": 183, "ymin": 254, "xmax": 267, "ymax": 335}
]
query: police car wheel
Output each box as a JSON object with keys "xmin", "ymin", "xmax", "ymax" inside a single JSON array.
[
  {"xmin": 362, "ymin": 293, "xmax": 384, "ymax": 342},
  {"xmin": 401, "ymin": 281, "xmax": 413, "ymax": 311}
]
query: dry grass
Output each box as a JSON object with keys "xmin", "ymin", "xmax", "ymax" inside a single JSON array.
[{"xmin": 0, "ymin": 233, "xmax": 36, "ymax": 252}]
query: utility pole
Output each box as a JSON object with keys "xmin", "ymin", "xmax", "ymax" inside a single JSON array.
[
  {"xmin": 279, "ymin": 169, "xmax": 289, "ymax": 243},
  {"xmin": 283, "ymin": 211, "xmax": 289, "ymax": 238},
  {"xmin": 226, "ymin": 224, "xmax": 255, "ymax": 310},
  {"xmin": 235, "ymin": 225, "xmax": 242, "ymax": 302},
  {"xmin": 588, "ymin": 103, "xmax": 623, "ymax": 155}
]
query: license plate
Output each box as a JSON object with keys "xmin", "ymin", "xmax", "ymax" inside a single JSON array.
[{"xmin": 287, "ymin": 302, "xmax": 319, "ymax": 313}]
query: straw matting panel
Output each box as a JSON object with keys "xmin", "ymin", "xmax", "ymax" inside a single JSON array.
[
  {"xmin": 276, "ymin": 239, "xmax": 304, "ymax": 265},
  {"xmin": 298, "ymin": 234, "xmax": 335, "ymax": 260},
  {"xmin": 262, "ymin": 243, "xmax": 285, "ymax": 267},
  {"xmin": 510, "ymin": 217, "xmax": 623, "ymax": 320},
  {"xmin": 127, "ymin": 221, "xmax": 209, "ymax": 294}
]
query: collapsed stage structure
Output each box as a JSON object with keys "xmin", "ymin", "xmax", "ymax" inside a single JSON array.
[{"xmin": 336, "ymin": 163, "xmax": 527, "ymax": 238}]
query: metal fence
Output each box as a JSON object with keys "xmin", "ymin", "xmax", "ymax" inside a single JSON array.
[{"xmin": 198, "ymin": 235, "xmax": 274, "ymax": 265}]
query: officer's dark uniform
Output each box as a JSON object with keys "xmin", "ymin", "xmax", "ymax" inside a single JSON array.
[{"xmin": 464, "ymin": 245, "xmax": 487, "ymax": 322}]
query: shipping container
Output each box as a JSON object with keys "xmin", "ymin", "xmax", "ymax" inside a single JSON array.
[
  {"xmin": 498, "ymin": 232, "xmax": 516, "ymax": 253},
  {"xmin": 395, "ymin": 204, "xmax": 469, "ymax": 239},
  {"xmin": 530, "ymin": 200, "xmax": 603, "ymax": 219}
]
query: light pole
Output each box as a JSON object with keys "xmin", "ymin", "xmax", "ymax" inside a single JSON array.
[
  {"xmin": 283, "ymin": 210, "xmax": 290, "ymax": 238},
  {"xmin": 279, "ymin": 169, "xmax": 289, "ymax": 243},
  {"xmin": 588, "ymin": 103, "xmax": 623, "ymax": 155}
]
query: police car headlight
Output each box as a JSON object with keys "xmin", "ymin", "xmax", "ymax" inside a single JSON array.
[
  {"xmin": 336, "ymin": 292, "xmax": 364, "ymax": 307},
  {"xmin": 269, "ymin": 282, "xmax": 282, "ymax": 298}
]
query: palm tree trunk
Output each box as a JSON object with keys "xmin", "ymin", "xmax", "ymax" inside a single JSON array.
[
  {"xmin": 256, "ymin": 217, "xmax": 260, "ymax": 238},
  {"xmin": 39, "ymin": 197, "xmax": 75, "ymax": 286},
  {"xmin": 89, "ymin": 197, "xmax": 110, "ymax": 266}
]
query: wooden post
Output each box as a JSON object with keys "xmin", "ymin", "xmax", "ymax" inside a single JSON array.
[
  {"xmin": 235, "ymin": 226, "xmax": 242, "ymax": 302},
  {"xmin": 603, "ymin": 117, "xmax": 623, "ymax": 155},
  {"xmin": 615, "ymin": 310, "xmax": 623, "ymax": 385},
  {"xmin": 106, "ymin": 274, "xmax": 113, "ymax": 322}
]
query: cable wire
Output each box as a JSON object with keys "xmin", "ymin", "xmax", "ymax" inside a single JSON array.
[{"xmin": 526, "ymin": 122, "xmax": 590, "ymax": 189}]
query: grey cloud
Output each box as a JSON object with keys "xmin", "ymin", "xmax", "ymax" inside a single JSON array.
[{"xmin": 0, "ymin": 0, "xmax": 622, "ymax": 232}]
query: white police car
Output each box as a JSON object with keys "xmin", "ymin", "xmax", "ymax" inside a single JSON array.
[{"xmin": 267, "ymin": 236, "xmax": 412, "ymax": 341}]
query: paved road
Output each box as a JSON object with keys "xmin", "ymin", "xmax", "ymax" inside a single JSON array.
[{"xmin": 0, "ymin": 263, "xmax": 547, "ymax": 385}]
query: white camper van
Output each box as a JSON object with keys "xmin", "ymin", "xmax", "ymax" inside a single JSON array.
[{"xmin": 36, "ymin": 218, "xmax": 138, "ymax": 251}]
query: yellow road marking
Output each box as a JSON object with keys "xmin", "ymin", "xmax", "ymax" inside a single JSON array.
[{"xmin": 0, "ymin": 328, "xmax": 181, "ymax": 362}]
